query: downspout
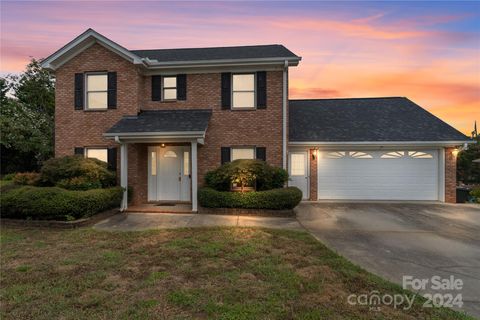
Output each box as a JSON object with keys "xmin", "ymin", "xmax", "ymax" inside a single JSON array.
[{"xmin": 282, "ymin": 60, "xmax": 288, "ymax": 170}]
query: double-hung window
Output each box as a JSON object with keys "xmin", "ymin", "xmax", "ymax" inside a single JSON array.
[
  {"xmin": 86, "ymin": 73, "xmax": 108, "ymax": 110},
  {"xmin": 85, "ymin": 148, "xmax": 108, "ymax": 163},
  {"xmin": 162, "ymin": 76, "xmax": 177, "ymax": 100},
  {"xmin": 231, "ymin": 147, "xmax": 255, "ymax": 161},
  {"xmin": 232, "ymin": 74, "xmax": 255, "ymax": 108}
]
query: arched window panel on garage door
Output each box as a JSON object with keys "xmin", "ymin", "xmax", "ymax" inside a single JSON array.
[
  {"xmin": 324, "ymin": 151, "xmax": 346, "ymax": 159},
  {"xmin": 408, "ymin": 151, "xmax": 433, "ymax": 159},
  {"xmin": 349, "ymin": 151, "xmax": 373, "ymax": 159},
  {"xmin": 380, "ymin": 151, "xmax": 405, "ymax": 159}
]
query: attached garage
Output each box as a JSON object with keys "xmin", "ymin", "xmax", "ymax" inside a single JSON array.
[
  {"xmin": 288, "ymin": 97, "xmax": 471, "ymax": 203},
  {"xmin": 316, "ymin": 149, "xmax": 440, "ymax": 200}
]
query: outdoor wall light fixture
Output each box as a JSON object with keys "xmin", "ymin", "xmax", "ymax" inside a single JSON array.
[
  {"xmin": 311, "ymin": 149, "xmax": 318, "ymax": 160},
  {"xmin": 161, "ymin": 143, "xmax": 166, "ymax": 148},
  {"xmin": 452, "ymin": 149, "xmax": 459, "ymax": 157}
]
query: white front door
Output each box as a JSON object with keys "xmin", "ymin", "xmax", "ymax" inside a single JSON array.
[
  {"xmin": 148, "ymin": 146, "xmax": 191, "ymax": 202},
  {"xmin": 288, "ymin": 152, "xmax": 309, "ymax": 199}
]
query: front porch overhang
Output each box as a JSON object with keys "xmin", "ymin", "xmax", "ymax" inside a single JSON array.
[
  {"xmin": 103, "ymin": 132, "xmax": 206, "ymax": 145},
  {"xmin": 104, "ymin": 109, "xmax": 211, "ymax": 213},
  {"xmin": 110, "ymin": 136, "xmax": 200, "ymax": 213}
]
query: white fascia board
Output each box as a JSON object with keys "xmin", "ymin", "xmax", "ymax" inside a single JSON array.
[
  {"xmin": 143, "ymin": 56, "xmax": 301, "ymax": 69},
  {"xmin": 103, "ymin": 131, "xmax": 205, "ymax": 139},
  {"xmin": 41, "ymin": 29, "xmax": 143, "ymax": 71},
  {"xmin": 144, "ymin": 64, "xmax": 285, "ymax": 76},
  {"xmin": 288, "ymin": 140, "xmax": 474, "ymax": 147}
]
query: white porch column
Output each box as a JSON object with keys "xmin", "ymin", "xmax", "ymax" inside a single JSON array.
[
  {"xmin": 120, "ymin": 142, "xmax": 128, "ymax": 211},
  {"xmin": 191, "ymin": 141, "xmax": 198, "ymax": 212}
]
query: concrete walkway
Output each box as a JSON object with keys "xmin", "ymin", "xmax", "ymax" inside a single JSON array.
[{"xmin": 93, "ymin": 212, "xmax": 303, "ymax": 231}]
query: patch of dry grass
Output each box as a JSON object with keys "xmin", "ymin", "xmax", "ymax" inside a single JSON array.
[{"xmin": 0, "ymin": 227, "xmax": 472, "ymax": 319}]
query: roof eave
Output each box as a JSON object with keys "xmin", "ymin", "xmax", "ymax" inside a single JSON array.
[
  {"xmin": 40, "ymin": 29, "xmax": 144, "ymax": 71},
  {"xmin": 103, "ymin": 131, "xmax": 206, "ymax": 139},
  {"xmin": 142, "ymin": 56, "xmax": 301, "ymax": 69},
  {"xmin": 288, "ymin": 140, "xmax": 474, "ymax": 147}
]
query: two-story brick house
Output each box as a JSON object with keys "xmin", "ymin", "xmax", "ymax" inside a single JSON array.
[{"xmin": 41, "ymin": 29, "xmax": 470, "ymax": 211}]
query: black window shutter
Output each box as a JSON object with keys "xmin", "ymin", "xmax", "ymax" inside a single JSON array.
[
  {"xmin": 107, "ymin": 147, "xmax": 117, "ymax": 171},
  {"xmin": 74, "ymin": 147, "xmax": 84, "ymax": 156},
  {"xmin": 177, "ymin": 74, "xmax": 187, "ymax": 100},
  {"xmin": 74, "ymin": 73, "xmax": 84, "ymax": 110},
  {"xmin": 221, "ymin": 73, "xmax": 231, "ymax": 109},
  {"xmin": 152, "ymin": 75, "xmax": 162, "ymax": 101},
  {"xmin": 221, "ymin": 147, "xmax": 231, "ymax": 164},
  {"xmin": 256, "ymin": 147, "xmax": 266, "ymax": 161},
  {"xmin": 107, "ymin": 72, "xmax": 117, "ymax": 109},
  {"xmin": 256, "ymin": 71, "xmax": 267, "ymax": 109}
]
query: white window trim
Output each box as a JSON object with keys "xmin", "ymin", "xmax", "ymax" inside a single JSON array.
[
  {"xmin": 84, "ymin": 147, "xmax": 108, "ymax": 163},
  {"xmin": 231, "ymin": 73, "xmax": 256, "ymax": 109},
  {"xmin": 231, "ymin": 146, "xmax": 256, "ymax": 161},
  {"xmin": 162, "ymin": 75, "xmax": 177, "ymax": 101},
  {"xmin": 85, "ymin": 72, "xmax": 108, "ymax": 110}
]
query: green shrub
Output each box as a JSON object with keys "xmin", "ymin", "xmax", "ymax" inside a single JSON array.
[
  {"xmin": 56, "ymin": 176, "xmax": 102, "ymax": 191},
  {"xmin": 205, "ymin": 159, "xmax": 288, "ymax": 191},
  {"xmin": 1, "ymin": 186, "xmax": 123, "ymax": 220},
  {"xmin": 12, "ymin": 172, "xmax": 41, "ymax": 186},
  {"xmin": 198, "ymin": 187, "xmax": 302, "ymax": 210},
  {"xmin": 40, "ymin": 156, "xmax": 115, "ymax": 187},
  {"xmin": 470, "ymin": 187, "xmax": 480, "ymax": 203},
  {"xmin": 2, "ymin": 173, "xmax": 16, "ymax": 181}
]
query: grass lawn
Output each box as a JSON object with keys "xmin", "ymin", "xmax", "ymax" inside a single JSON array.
[{"xmin": 0, "ymin": 227, "xmax": 472, "ymax": 320}]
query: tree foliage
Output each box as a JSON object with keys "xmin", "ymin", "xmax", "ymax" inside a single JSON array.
[
  {"xmin": 457, "ymin": 135, "xmax": 480, "ymax": 184},
  {"xmin": 1, "ymin": 58, "xmax": 55, "ymax": 173}
]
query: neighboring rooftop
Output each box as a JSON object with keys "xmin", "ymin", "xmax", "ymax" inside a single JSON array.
[
  {"xmin": 131, "ymin": 44, "xmax": 299, "ymax": 63},
  {"xmin": 105, "ymin": 109, "xmax": 212, "ymax": 135},
  {"xmin": 289, "ymin": 97, "xmax": 470, "ymax": 142}
]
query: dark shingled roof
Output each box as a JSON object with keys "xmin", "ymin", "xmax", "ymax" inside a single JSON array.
[
  {"xmin": 106, "ymin": 109, "xmax": 212, "ymax": 134},
  {"xmin": 289, "ymin": 97, "xmax": 469, "ymax": 142},
  {"xmin": 131, "ymin": 44, "xmax": 299, "ymax": 62}
]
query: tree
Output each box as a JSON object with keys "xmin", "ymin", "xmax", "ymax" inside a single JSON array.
[
  {"xmin": 1, "ymin": 59, "xmax": 55, "ymax": 173},
  {"xmin": 8, "ymin": 59, "xmax": 55, "ymax": 116},
  {"xmin": 457, "ymin": 125, "xmax": 480, "ymax": 184}
]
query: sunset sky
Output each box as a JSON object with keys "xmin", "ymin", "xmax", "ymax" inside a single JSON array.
[{"xmin": 1, "ymin": 1, "xmax": 479, "ymax": 135}]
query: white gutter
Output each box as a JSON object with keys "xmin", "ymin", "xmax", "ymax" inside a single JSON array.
[
  {"xmin": 282, "ymin": 60, "xmax": 288, "ymax": 169},
  {"xmin": 288, "ymin": 140, "xmax": 474, "ymax": 147},
  {"xmin": 143, "ymin": 56, "xmax": 301, "ymax": 68},
  {"xmin": 103, "ymin": 131, "xmax": 205, "ymax": 138}
]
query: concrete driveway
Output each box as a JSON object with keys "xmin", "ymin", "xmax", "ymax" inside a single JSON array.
[{"xmin": 296, "ymin": 202, "xmax": 480, "ymax": 318}]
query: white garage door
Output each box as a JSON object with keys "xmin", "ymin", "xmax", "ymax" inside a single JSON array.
[{"xmin": 317, "ymin": 150, "xmax": 439, "ymax": 200}]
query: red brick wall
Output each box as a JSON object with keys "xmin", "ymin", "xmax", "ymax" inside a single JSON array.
[
  {"xmin": 309, "ymin": 149, "xmax": 318, "ymax": 201},
  {"xmin": 141, "ymin": 72, "xmax": 284, "ymax": 202},
  {"xmin": 55, "ymin": 44, "xmax": 285, "ymax": 204},
  {"xmin": 445, "ymin": 147, "xmax": 457, "ymax": 203}
]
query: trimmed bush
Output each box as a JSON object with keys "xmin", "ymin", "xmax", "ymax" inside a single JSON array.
[
  {"xmin": 13, "ymin": 172, "xmax": 41, "ymax": 186},
  {"xmin": 2, "ymin": 173, "xmax": 16, "ymax": 181},
  {"xmin": 40, "ymin": 156, "xmax": 115, "ymax": 188},
  {"xmin": 56, "ymin": 176, "xmax": 102, "ymax": 191},
  {"xmin": 198, "ymin": 187, "xmax": 302, "ymax": 210},
  {"xmin": 471, "ymin": 187, "xmax": 480, "ymax": 203},
  {"xmin": 1, "ymin": 186, "xmax": 123, "ymax": 220},
  {"xmin": 205, "ymin": 159, "xmax": 288, "ymax": 191}
]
